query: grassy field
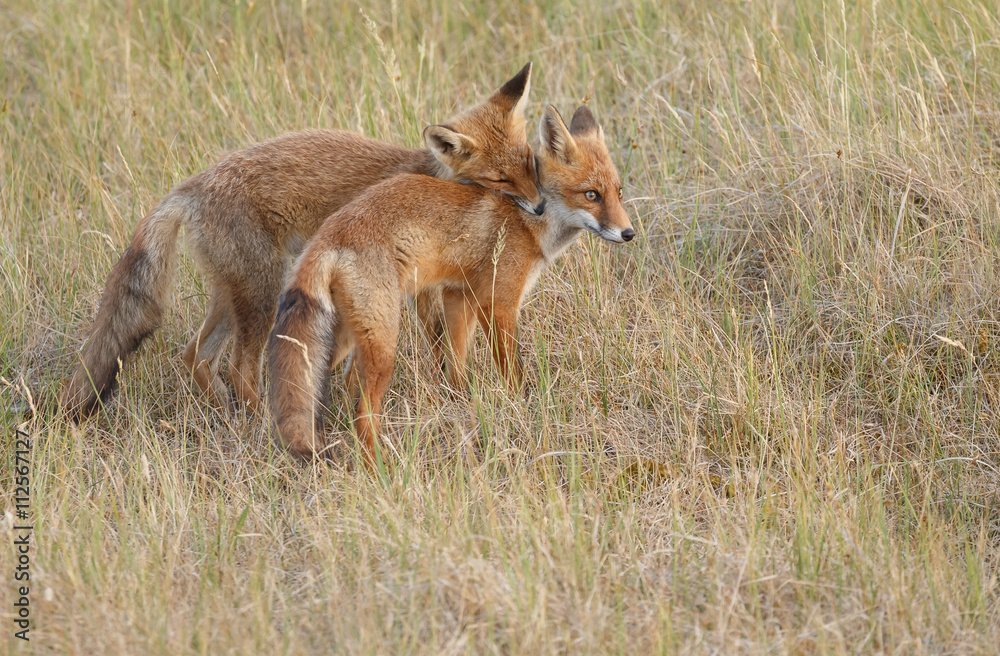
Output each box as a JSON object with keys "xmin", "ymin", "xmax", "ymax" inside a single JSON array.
[{"xmin": 3, "ymin": 0, "xmax": 1000, "ymax": 652}]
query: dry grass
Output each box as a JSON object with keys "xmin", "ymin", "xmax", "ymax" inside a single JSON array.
[{"xmin": 3, "ymin": 0, "xmax": 1000, "ymax": 653}]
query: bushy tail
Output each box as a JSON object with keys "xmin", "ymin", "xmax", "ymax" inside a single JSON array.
[
  {"xmin": 60, "ymin": 192, "xmax": 195, "ymax": 418},
  {"xmin": 267, "ymin": 279, "xmax": 339, "ymax": 460}
]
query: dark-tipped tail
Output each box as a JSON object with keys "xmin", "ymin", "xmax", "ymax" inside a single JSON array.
[
  {"xmin": 267, "ymin": 285, "xmax": 338, "ymax": 460},
  {"xmin": 59, "ymin": 193, "xmax": 193, "ymax": 419}
]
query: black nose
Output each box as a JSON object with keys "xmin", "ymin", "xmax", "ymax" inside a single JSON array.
[{"xmin": 621, "ymin": 228, "xmax": 636, "ymax": 242}]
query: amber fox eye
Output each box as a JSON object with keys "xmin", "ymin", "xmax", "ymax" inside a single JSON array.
[
  {"xmin": 584, "ymin": 190, "xmax": 601, "ymax": 202},
  {"xmin": 618, "ymin": 187, "xmax": 624, "ymax": 199}
]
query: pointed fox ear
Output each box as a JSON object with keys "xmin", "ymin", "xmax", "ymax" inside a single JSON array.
[
  {"xmin": 424, "ymin": 125, "xmax": 479, "ymax": 168},
  {"xmin": 569, "ymin": 105, "xmax": 602, "ymax": 138},
  {"xmin": 540, "ymin": 105, "xmax": 578, "ymax": 163},
  {"xmin": 489, "ymin": 62, "xmax": 532, "ymax": 120}
]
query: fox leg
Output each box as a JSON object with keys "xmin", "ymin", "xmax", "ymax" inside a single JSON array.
[
  {"xmin": 415, "ymin": 287, "xmax": 446, "ymax": 365},
  {"xmin": 328, "ymin": 321, "xmax": 360, "ymax": 401},
  {"xmin": 349, "ymin": 300, "xmax": 400, "ymax": 467},
  {"xmin": 180, "ymin": 289, "xmax": 233, "ymax": 406},
  {"xmin": 477, "ymin": 303, "xmax": 523, "ymax": 390},
  {"xmin": 229, "ymin": 281, "xmax": 281, "ymax": 413},
  {"xmin": 440, "ymin": 288, "xmax": 479, "ymax": 389}
]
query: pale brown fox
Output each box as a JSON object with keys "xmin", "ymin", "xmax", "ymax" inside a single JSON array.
[
  {"xmin": 267, "ymin": 104, "xmax": 634, "ymax": 463},
  {"xmin": 59, "ymin": 63, "xmax": 544, "ymax": 418}
]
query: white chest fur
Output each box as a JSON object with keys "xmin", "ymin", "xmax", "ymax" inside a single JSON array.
[{"xmin": 519, "ymin": 199, "xmax": 587, "ymax": 304}]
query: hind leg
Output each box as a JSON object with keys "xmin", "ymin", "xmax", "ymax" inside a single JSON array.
[
  {"xmin": 229, "ymin": 286, "xmax": 280, "ymax": 413},
  {"xmin": 181, "ymin": 288, "xmax": 233, "ymax": 406},
  {"xmin": 354, "ymin": 332, "xmax": 399, "ymax": 467},
  {"xmin": 328, "ymin": 322, "xmax": 359, "ymax": 400},
  {"xmin": 186, "ymin": 202, "xmax": 284, "ymax": 414},
  {"xmin": 343, "ymin": 294, "xmax": 400, "ymax": 467}
]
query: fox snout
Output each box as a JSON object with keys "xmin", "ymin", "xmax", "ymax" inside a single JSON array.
[
  {"xmin": 521, "ymin": 184, "xmax": 546, "ymax": 215},
  {"xmin": 509, "ymin": 190, "xmax": 547, "ymax": 216},
  {"xmin": 602, "ymin": 201, "xmax": 635, "ymax": 243}
]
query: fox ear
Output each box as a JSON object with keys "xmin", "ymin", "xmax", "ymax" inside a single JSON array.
[
  {"xmin": 424, "ymin": 125, "xmax": 479, "ymax": 168},
  {"xmin": 489, "ymin": 62, "xmax": 532, "ymax": 120},
  {"xmin": 540, "ymin": 105, "xmax": 578, "ymax": 163},
  {"xmin": 569, "ymin": 105, "xmax": 602, "ymax": 138}
]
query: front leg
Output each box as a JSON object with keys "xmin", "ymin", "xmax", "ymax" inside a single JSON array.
[
  {"xmin": 415, "ymin": 287, "xmax": 446, "ymax": 364},
  {"xmin": 440, "ymin": 288, "xmax": 479, "ymax": 389},
  {"xmin": 477, "ymin": 303, "xmax": 523, "ymax": 391}
]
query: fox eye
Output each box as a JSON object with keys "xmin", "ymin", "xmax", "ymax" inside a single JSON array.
[
  {"xmin": 618, "ymin": 187, "xmax": 624, "ymax": 199},
  {"xmin": 584, "ymin": 190, "xmax": 601, "ymax": 202},
  {"xmin": 494, "ymin": 178, "xmax": 512, "ymax": 185}
]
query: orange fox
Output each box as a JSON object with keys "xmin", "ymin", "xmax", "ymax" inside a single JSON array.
[
  {"xmin": 267, "ymin": 104, "xmax": 634, "ymax": 462},
  {"xmin": 59, "ymin": 63, "xmax": 543, "ymax": 418}
]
